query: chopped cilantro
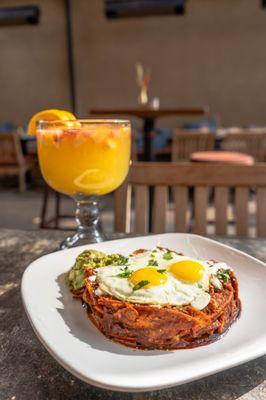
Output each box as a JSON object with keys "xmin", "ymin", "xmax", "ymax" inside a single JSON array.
[
  {"xmin": 163, "ymin": 251, "xmax": 173, "ymax": 260},
  {"xmin": 116, "ymin": 265, "xmax": 133, "ymax": 278},
  {"xmin": 198, "ymin": 283, "xmax": 203, "ymax": 289},
  {"xmin": 217, "ymin": 269, "xmax": 230, "ymax": 283},
  {"xmin": 148, "ymin": 259, "xmax": 159, "ymax": 266},
  {"xmin": 157, "ymin": 269, "xmax": 167, "ymax": 274},
  {"xmin": 114, "ymin": 256, "xmax": 129, "ymax": 266},
  {"xmin": 133, "ymin": 280, "xmax": 150, "ymax": 291}
]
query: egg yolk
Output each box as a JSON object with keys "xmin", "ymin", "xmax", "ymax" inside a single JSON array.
[
  {"xmin": 170, "ymin": 260, "xmax": 204, "ymax": 283},
  {"xmin": 130, "ymin": 268, "xmax": 167, "ymax": 288}
]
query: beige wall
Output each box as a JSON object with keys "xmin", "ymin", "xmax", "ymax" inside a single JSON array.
[
  {"xmin": 0, "ymin": 0, "xmax": 69, "ymax": 126},
  {"xmin": 0, "ymin": 0, "xmax": 266, "ymax": 128}
]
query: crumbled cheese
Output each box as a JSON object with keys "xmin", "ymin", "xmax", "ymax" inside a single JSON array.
[
  {"xmin": 191, "ymin": 292, "xmax": 211, "ymax": 310},
  {"xmin": 211, "ymin": 275, "xmax": 223, "ymax": 290},
  {"xmin": 210, "ymin": 262, "xmax": 232, "ymax": 274}
]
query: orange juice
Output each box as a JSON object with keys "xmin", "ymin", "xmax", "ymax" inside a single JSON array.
[{"xmin": 37, "ymin": 122, "xmax": 131, "ymax": 196}]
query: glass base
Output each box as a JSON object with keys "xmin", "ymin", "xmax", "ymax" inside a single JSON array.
[
  {"xmin": 59, "ymin": 229, "xmax": 106, "ymax": 250},
  {"xmin": 59, "ymin": 194, "xmax": 106, "ymax": 250}
]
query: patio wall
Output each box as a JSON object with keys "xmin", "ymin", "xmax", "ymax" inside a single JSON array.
[{"xmin": 0, "ymin": 0, "xmax": 265, "ymax": 127}]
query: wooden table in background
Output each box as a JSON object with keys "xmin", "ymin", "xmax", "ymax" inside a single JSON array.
[
  {"xmin": 90, "ymin": 107, "xmax": 209, "ymax": 161},
  {"xmin": 1, "ymin": 228, "xmax": 265, "ymax": 400}
]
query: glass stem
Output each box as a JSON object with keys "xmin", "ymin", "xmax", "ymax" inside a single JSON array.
[
  {"xmin": 59, "ymin": 195, "xmax": 105, "ymax": 249},
  {"xmin": 75, "ymin": 195, "xmax": 104, "ymax": 242}
]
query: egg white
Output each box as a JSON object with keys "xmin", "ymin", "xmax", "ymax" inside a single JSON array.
[{"xmin": 95, "ymin": 247, "xmax": 220, "ymax": 310}]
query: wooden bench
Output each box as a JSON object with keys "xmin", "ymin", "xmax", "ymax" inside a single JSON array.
[{"xmin": 114, "ymin": 162, "xmax": 266, "ymax": 237}]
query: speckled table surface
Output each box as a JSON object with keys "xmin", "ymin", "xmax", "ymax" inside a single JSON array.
[{"xmin": 0, "ymin": 229, "xmax": 265, "ymax": 400}]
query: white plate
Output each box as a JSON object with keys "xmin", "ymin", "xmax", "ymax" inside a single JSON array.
[{"xmin": 21, "ymin": 233, "xmax": 266, "ymax": 392}]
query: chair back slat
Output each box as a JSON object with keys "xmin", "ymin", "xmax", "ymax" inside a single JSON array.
[
  {"xmin": 214, "ymin": 187, "xmax": 228, "ymax": 235},
  {"xmin": 235, "ymin": 187, "xmax": 249, "ymax": 236},
  {"xmin": 134, "ymin": 185, "xmax": 148, "ymax": 233},
  {"xmin": 222, "ymin": 131, "xmax": 266, "ymax": 162},
  {"xmin": 131, "ymin": 131, "xmax": 138, "ymax": 161},
  {"xmin": 172, "ymin": 130, "xmax": 215, "ymax": 161},
  {"xmin": 257, "ymin": 188, "xmax": 266, "ymax": 237},
  {"xmin": 193, "ymin": 186, "xmax": 208, "ymax": 235},
  {"xmin": 174, "ymin": 186, "xmax": 188, "ymax": 232},
  {"xmin": 114, "ymin": 181, "xmax": 131, "ymax": 233},
  {"xmin": 0, "ymin": 132, "xmax": 24, "ymax": 165},
  {"xmin": 152, "ymin": 186, "xmax": 168, "ymax": 233},
  {"xmin": 114, "ymin": 162, "xmax": 266, "ymax": 237}
]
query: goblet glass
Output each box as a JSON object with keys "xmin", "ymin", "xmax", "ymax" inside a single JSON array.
[{"xmin": 36, "ymin": 119, "xmax": 131, "ymax": 249}]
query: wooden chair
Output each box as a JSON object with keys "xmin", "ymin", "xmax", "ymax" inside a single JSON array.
[
  {"xmin": 131, "ymin": 131, "xmax": 138, "ymax": 161},
  {"xmin": 114, "ymin": 162, "xmax": 266, "ymax": 237},
  {"xmin": 0, "ymin": 132, "xmax": 33, "ymax": 191},
  {"xmin": 221, "ymin": 131, "xmax": 266, "ymax": 162},
  {"xmin": 171, "ymin": 130, "xmax": 215, "ymax": 161}
]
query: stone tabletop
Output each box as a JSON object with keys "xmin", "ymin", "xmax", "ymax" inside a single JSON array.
[{"xmin": 0, "ymin": 229, "xmax": 265, "ymax": 400}]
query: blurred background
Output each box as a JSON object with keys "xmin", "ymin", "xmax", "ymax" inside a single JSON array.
[
  {"xmin": 1, "ymin": 0, "xmax": 266, "ymax": 125},
  {"xmin": 1, "ymin": 0, "xmax": 266, "ymax": 236}
]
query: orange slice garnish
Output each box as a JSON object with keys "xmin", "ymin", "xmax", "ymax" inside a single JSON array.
[{"xmin": 27, "ymin": 109, "xmax": 76, "ymax": 135}]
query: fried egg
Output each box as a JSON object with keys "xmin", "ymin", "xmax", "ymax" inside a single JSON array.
[{"xmin": 95, "ymin": 247, "xmax": 231, "ymax": 310}]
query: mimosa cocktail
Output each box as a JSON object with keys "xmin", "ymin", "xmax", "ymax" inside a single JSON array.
[{"xmin": 36, "ymin": 119, "xmax": 131, "ymax": 248}]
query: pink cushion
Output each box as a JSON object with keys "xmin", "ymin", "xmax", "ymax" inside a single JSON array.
[{"xmin": 190, "ymin": 151, "xmax": 254, "ymax": 165}]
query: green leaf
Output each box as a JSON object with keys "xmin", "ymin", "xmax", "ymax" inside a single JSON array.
[
  {"xmin": 157, "ymin": 269, "xmax": 167, "ymax": 274},
  {"xmin": 116, "ymin": 265, "xmax": 133, "ymax": 278},
  {"xmin": 133, "ymin": 280, "xmax": 150, "ymax": 291},
  {"xmin": 217, "ymin": 269, "xmax": 230, "ymax": 282},
  {"xmin": 198, "ymin": 283, "xmax": 203, "ymax": 289},
  {"xmin": 114, "ymin": 256, "xmax": 129, "ymax": 266},
  {"xmin": 163, "ymin": 251, "xmax": 173, "ymax": 260},
  {"xmin": 148, "ymin": 259, "xmax": 158, "ymax": 266}
]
